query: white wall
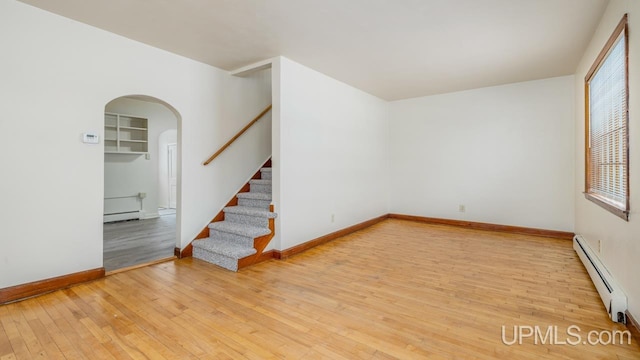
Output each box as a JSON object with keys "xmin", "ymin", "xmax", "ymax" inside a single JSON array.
[
  {"xmin": 574, "ymin": 0, "xmax": 640, "ymax": 322},
  {"xmin": 0, "ymin": 0, "xmax": 271, "ymax": 288},
  {"xmin": 389, "ymin": 76, "xmax": 575, "ymax": 231},
  {"xmin": 105, "ymin": 97, "xmax": 178, "ymax": 218},
  {"xmin": 272, "ymin": 57, "xmax": 389, "ymax": 250}
]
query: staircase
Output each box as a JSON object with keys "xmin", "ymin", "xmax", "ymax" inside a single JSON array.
[{"xmin": 192, "ymin": 165, "xmax": 276, "ymax": 271}]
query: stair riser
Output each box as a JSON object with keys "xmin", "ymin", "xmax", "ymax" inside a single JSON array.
[
  {"xmin": 193, "ymin": 248, "xmax": 238, "ymax": 271},
  {"xmin": 225, "ymin": 213, "xmax": 269, "ymax": 228},
  {"xmin": 250, "ymin": 184, "xmax": 271, "ymax": 193},
  {"xmin": 209, "ymin": 230, "xmax": 254, "ymax": 247},
  {"xmin": 260, "ymin": 170, "xmax": 272, "ymax": 180},
  {"xmin": 237, "ymin": 198, "xmax": 271, "ymax": 209}
]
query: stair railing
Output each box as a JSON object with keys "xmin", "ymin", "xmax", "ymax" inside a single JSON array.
[{"xmin": 203, "ymin": 104, "xmax": 272, "ymax": 165}]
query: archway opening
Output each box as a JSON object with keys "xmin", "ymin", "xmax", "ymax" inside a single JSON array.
[{"xmin": 102, "ymin": 95, "xmax": 181, "ymax": 272}]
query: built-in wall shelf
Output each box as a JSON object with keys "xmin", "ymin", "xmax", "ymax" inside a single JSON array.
[{"xmin": 104, "ymin": 112, "xmax": 148, "ymax": 154}]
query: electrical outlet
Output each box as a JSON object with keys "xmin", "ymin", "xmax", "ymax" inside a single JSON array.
[
  {"xmin": 459, "ymin": 205, "xmax": 465, "ymax": 213},
  {"xmin": 331, "ymin": 213, "xmax": 335, "ymax": 223}
]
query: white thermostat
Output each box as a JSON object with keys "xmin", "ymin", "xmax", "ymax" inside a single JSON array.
[{"xmin": 82, "ymin": 132, "xmax": 100, "ymax": 144}]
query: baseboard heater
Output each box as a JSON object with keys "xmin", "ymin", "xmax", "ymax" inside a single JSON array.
[
  {"xmin": 104, "ymin": 194, "xmax": 144, "ymax": 223},
  {"xmin": 573, "ymin": 235, "xmax": 627, "ymax": 323},
  {"xmin": 103, "ymin": 210, "xmax": 142, "ymax": 223}
]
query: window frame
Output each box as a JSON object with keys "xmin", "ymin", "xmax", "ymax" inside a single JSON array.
[{"xmin": 584, "ymin": 14, "xmax": 630, "ymax": 221}]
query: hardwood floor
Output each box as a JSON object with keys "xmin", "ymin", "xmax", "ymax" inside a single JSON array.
[
  {"xmin": 103, "ymin": 212, "xmax": 176, "ymax": 272},
  {"xmin": 2, "ymin": 219, "xmax": 638, "ymax": 359}
]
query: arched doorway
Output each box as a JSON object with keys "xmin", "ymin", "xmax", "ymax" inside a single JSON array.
[{"xmin": 102, "ymin": 95, "xmax": 181, "ymax": 272}]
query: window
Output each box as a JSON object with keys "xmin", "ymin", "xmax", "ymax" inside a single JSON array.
[{"xmin": 585, "ymin": 14, "xmax": 629, "ymax": 221}]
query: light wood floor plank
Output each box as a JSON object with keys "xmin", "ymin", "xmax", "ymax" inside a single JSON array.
[
  {"xmin": 0, "ymin": 307, "xmax": 16, "ymax": 359},
  {"xmin": 0, "ymin": 306, "xmax": 30, "ymax": 359},
  {"xmin": 1, "ymin": 219, "xmax": 639, "ymax": 359}
]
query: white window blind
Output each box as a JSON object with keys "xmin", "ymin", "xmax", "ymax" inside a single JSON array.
[{"xmin": 586, "ymin": 25, "xmax": 628, "ymax": 217}]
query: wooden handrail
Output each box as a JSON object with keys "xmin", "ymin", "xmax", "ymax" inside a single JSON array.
[{"xmin": 203, "ymin": 104, "xmax": 272, "ymax": 165}]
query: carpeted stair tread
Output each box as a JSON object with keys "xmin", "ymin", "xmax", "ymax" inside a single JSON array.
[
  {"xmin": 224, "ymin": 206, "xmax": 277, "ymax": 218},
  {"xmin": 236, "ymin": 192, "xmax": 271, "ymax": 200},
  {"xmin": 193, "ymin": 238, "xmax": 256, "ymax": 259},
  {"xmin": 208, "ymin": 221, "xmax": 271, "ymax": 238},
  {"xmin": 260, "ymin": 167, "xmax": 272, "ymax": 180},
  {"xmin": 260, "ymin": 167, "xmax": 272, "ymax": 172},
  {"xmin": 249, "ymin": 179, "xmax": 272, "ymax": 185}
]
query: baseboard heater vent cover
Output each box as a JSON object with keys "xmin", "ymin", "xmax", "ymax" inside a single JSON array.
[{"xmin": 573, "ymin": 235, "xmax": 627, "ymax": 323}]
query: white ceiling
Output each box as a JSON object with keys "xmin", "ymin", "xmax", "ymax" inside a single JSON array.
[{"xmin": 19, "ymin": 0, "xmax": 608, "ymax": 100}]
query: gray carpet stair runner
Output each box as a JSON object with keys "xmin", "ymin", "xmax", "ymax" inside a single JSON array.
[{"xmin": 192, "ymin": 167, "xmax": 276, "ymax": 271}]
